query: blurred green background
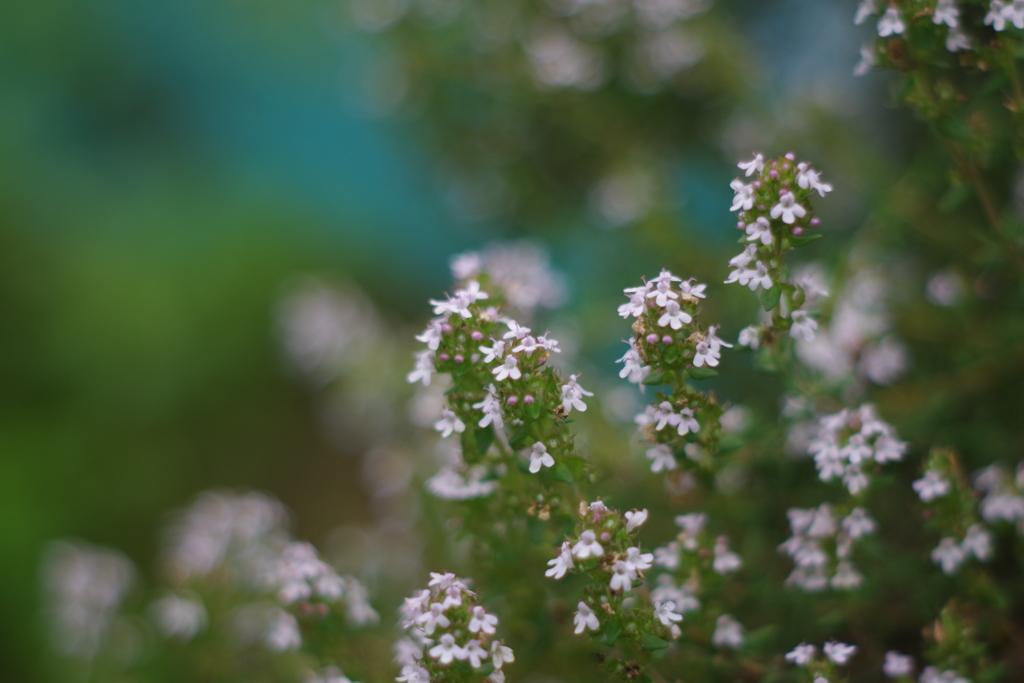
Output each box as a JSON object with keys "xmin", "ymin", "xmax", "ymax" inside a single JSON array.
[{"xmin": 0, "ymin": 0, "xmax": 931, "ymax": 680}]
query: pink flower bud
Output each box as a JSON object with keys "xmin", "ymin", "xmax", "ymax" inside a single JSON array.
[
  {"xmin": 662, "ymin": 336, "xmax": 673, "ymax": 345},
  {"xmin": 752, "ymin": 181, "xmax": 761, "ymax": 188},
  {"xmin": 769, "ymin": 169, "xmax": 779, "ymax": 179},
  {"xmin": 785, "ymin": 152, "xmax": 795, "ymax": 160},
  {"xmin": 454, "ymin": 355, "xmax": 464, "ymax": 363},
  {"xmin": 600, "ymin": 532, "xmax": 611, "ymax": 542},
  {"xmin": 736, "ymin": 222, "xmax": 745, "ymax": 229},
  {"xmin": 809, "ymin": 218, "xmax": 820, "ymax": 227},
  {"xmin": 646, "ymin": 333, "xmax": 659, "ymax": 344},
  {"xmin": 507, "ymin": 396, "xmax": 518, "ymax": 405},
  {"xmin": 524, "ymin": 395, "xmax": 535, "ymax": 404},
  {"xmin": 793, "ymin": 227, "xmax": 803, "ymax": 236},
  {"xmin": 471, "ymin": 331, "xmax": 484, "ymax": 340},
  {"xmin": 441, "ymin": 324, "xmax": 453, "ymax": 333},
  {"xmin": 439, "ymin": 353, "xmax": 450, "ymax": 361}
]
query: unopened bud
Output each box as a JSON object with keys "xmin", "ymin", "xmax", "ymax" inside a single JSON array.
[
  {"xmin": 646, "ymin": 334, "xmax": 659, "ymax": 344},
  {"xmin": 471, "ymin": 331, "xmax": 484, "ymax": 340},
  {"xmin": 662, "ymin": 336, "xmax": 673, "ymax": 345}
]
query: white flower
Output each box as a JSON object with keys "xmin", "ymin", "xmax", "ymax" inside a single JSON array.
[
  {"xmin": 945, "ymin": 26, "xmax": 970, "ymax": 52},
  {"xmin": 785, "ymin": 643, "xmax": 816, "ymax": 666},
  {"xmin": 625, "ymin": 509, "xmax": 649, "ymax": 532},
  {"xmin": 429, "ymin": 633, "xmax": 464, "ymax": 664},
  {"xmin": 770, "ymin": 192, "xmax": 807, "ymax": 225},
  {"xmin": 492, "ymin": 356, "xmax": 521, "ymax": 381},
  {"xmin": 491, "ymin": 641, "xmax": 515, "ymax": 669},
  {"xmin": 416, "ymin": 603, "xmax": 451, "ymax": 635},
  {"xmin": 675, "ymin": 512, "xmax": 706, "ymax": 542},
  {"xmin": 711, "ymin": 614, "xmax": 744, "ymax": 648},
  {"xmin": 658, "ymin": 300, "xmax": 692, "ymax": 330},
  {"xmin": 883, "ymin": 651, "xmax": 914, "ymax": 678},
  {"xmin": 265, "ymin": 610, "xmax": 301, "ymax": 651},
  {"xmin": 502, "ymin": 320, "xmax": 531, "ymax": 340},
  {"xmin": 545, "ymin": 542, "xmax": 575, "ymax": 579},
  {"xmin": 738, "ymin": 261, "xmax": 772, "ymax": 291},
  {"xmin": 572, "ymin": 530, "xmax": 604, "ymax": 559},
  {"xmin": 434, "ymin": 409, "xmax": 466, "ymax": 438},
  {"xmin": 463, "ymin": 639, "xmax": 488, "ymax": 668},
  {"xmin": 712, "ymin": 537, "xmax": 742, "ymax": 574},
  {"xmin": 842, "ymin": 508, "xmax": 876, "ymax": 539},
  {"xmin": 473, "ymin": 385, "xmax": 504, "ymax": 430},
  {"xmin": 469, "ymin": 606, "xmax": 498, "ymax": 635},
  {"xmin": 152, "ymin": 592, "xmax": 207, "ymax": 641},
  {"xmin": 985, "ymin": 1, "xmax": 1008, "ymax": 30},
  {"xmin": 934, "ymin": 0, "xmax": 960, "ymax": 27},
  {"xmin": 609, "ymin": 560, "xmax": 635, "ymax": 592},
  {"xmin": 693, "ymin": 340, "xmax": 719, "ymax": 367},
  {"xmin": 397, "ymin": 664, "xmax": 431, "ymax": 683},
  {"xmin": 931, "ymin": 537, "xmax": 966, "ymax": 575},
  {"xmin": 830, "ymin": 561, "xmax": 863, "ymax": 589},
  {"xmin": 653, "ymin": 401, "xmax": 680, "ymax": 431},
  {"xmin": 624, "ymin": 547, "xmax": 654, "ymax": 573},
  {"xmin": 653, "ymin": 542, "xmax": 681, "ymax": 570},
  {"xmin": 738, "ymin": 326, "xmax": 761, "ymax": 349},
  {"xmin": 796, "ymin": 164, "xmax": 832, "ymax": 197},
  {"xmin": 679, "ymin": 279, "xmax": 707, "ymax": 299},
  {"xmin": 823, "ymin": 640, "xmax": 856, "ymax": 665},
  {"xmin": 676, "ymin": 407, "xmax": 700, "ymax": 436},
  {"xmin": 654, "ymin": 601, "xmax": 683, "ymax": 626},
  {"xmin": 561, "ymin": 374, "xmax": 594, "ymax": 414},
  {"xmin": 961, "ymin": 524, "xmax": 993, "ymax": 561},
  {"xmin": 854, "ymin": 0, "xmax": 877, "ymax": 24},
  {"xmin": 528, "ymin": 442, "xmax": 555, "ymax": 473},
  {"xmin": 619, "ymin": 290, "xmax": 648, "ymax": 318},
  {"xmin": 738, "ymin": 153, "xmax": 764, "ymax": 177},
  {"xmin": 647, "ymin": 277, "xmax": 680, "ymax": 307},
  {"xmin": 913, "ymin": 470, "xmax": 950, "ymax": 502},
  {"xmin": 573, "ymin": 601, "xmax": 600, "ymax": 633},
  {"xmin": 617, "ymin": 339, "xmax": 651, "ymax": 384},
  {"xmin": 730, "ymin": 179, "xmax": 755, "ymax": 212},
  {"xmin": 512, "ymin": 335, "xmax": 540, "ymax": 356},
  {"xmin": 790, "ymin": 310, "xmax": 818, "ymax": 342},
  {"xmin": 480, "ymin": 340, "xmax": 506, "ymax": 363},
  {"xmin": 646, "ymin": 444, "xmax": 677, "ymax": 473},
  {"xmin": 707, "ymin": 325, "xmax": 733, "ymax": 352},
  {"xmin": 745, "ymin": 216, "xmax": 773, "ymax": 245},
  {"xmin": 407, "ymin": 350, "xmax": 436, "ymax": 386},
  {"xmin": 877, "ymin": 7, "xmax": 906, "ymax": 36}
]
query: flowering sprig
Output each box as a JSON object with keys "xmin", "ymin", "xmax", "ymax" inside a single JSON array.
[
  {"xmin": 914, "ymin": 448, "xmax": 995, "ymax": 577},
  {"xmin": 807, "ymin": 404, "xmax": 908, "ymax": 496},
  {"xmin": 397, "ymin": 572, "xmax": 513, "ymax": 683},
  {"xmin": 785, "ymin": 640, "xmax": 857, "ymax": 683},
  {"xmin": 617, "ymin": 268, "xmax": 727, "ymax": 469},
  {"xmin": 727, "ymin": 153, "xmax": 832, "ymax": 368},
  {"xmin": 778, "ymin": 504, "xmax": 875, "ymax": 592}
]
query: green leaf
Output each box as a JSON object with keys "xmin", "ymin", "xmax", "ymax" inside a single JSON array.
[
  {"xmin": 938, "ymin": 185, "xmax": 971, "ymax": 213},
  {"xmin": 525, "ymin": 400, "xmax": 542, "ymax": 420},
  {"xmin": 527, "ymin": 517, "xmax": 546, "ymax": 546},
  {"xmin": 760, "ymin": 285, "xmax": 781, "ymax": 312},
  {"xmin": 789, "ymin": 233, "xmax": 822, "ymax": 248},
  {"xmin": 641, "ymin": 633, "xmax": 670, "ymax": 651},
  {"xmin": 550, "ymin": 462, "xmax": 574, "ymax": 483},
  {"xmin": 508, "ymin": 424, "xmax": 530, "ymax": 449},
  {"xmin": 641, "ymin": 371, "xmax": 666, "ymax": 386},
  {"xmin": 602, "ymin": 620, "xmax": 623, "ymax": 646},
  {"xmin": 686, "ymin": 366, "xmax": 718, "ymax": 381},
  {"xmin": 937, "ymin": 116, "xmax": 972, "ymax": 143},
  {"xmin": 475, "ymin": 426, "xmax": 495, "ymax": 456},
  {"xmin": 718, "ymin": 436, "xmax": 744, "ymax": 453}
]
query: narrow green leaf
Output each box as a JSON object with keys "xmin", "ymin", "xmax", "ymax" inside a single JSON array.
[
  {"xmin": 789, "ymin": 233, "xmax": 822, "ymax": 247},
  {"xmin": 686, "ymin": 366, "xmax": 718, "ymax": 381},
  {"xmin": 508, "ymin": 425, "xmax": 530, "ymax": 449},
  {"xmin": 525, "ymin": 400, "xmax": 542, "ymax": 420},
  {"xmin": 475, "ymin": 426, "xmax": 495, "ymax": 456},
  {"xmin": 602, "ymin": 620, "xmax": 623, "ymax": 646},
  {"xmin": 550, "ymin": 462, "xmax": 574, "ymax": 483},
  {"xmin": 760, "ymin": 285, "xmax": 781, "ymax": 312},
  {"xmin": 641, "ymin": 633, "xmax": 670, "ymax": 650},
  {"xmin": 641, "ymin": 371, "xmax": 665, "ymax": 386}
]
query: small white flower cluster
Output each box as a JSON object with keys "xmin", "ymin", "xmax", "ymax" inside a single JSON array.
[
  {"xmin": 264, "ymin": 542, "xmax": 379, "ymax": 627},
  {"xmin": 913, "ymin": 469, "xmax": 951, "ymax": 503},
  {"xmin": 426, "ymin": 464, "xmax": 499, "ymax": 501},
  {"xmin": 920, "ymin": 666, "xmax": 972, "ymax": 683},
  {"xmin": 712, "ymin": 614, "xmax": 745, "ymax": 649},
  {"xmin": 161, "ymin": 490, "xmax": 290, "ymax": 584},
  {"xmin": 449, "ymin": 242, "xmax": 568, "ymax": 317},
  {"xmin": 42, "ymin": 540, "xmax": 136, "ymax": 660},
  {"xmin": 984, "ymin": 0, "xmax": 1024, "ymax": 32},
  {"xmin": 883, "ymin": 650, "xmax": 915, "ymax": 678},
  {"xmin": 930, "ymin": 523, "xmax": 993, "ymax": 576},
  {"xmin": 396, "ymin": 572, "xmax": 513, "ymax": 683},
  {"xmin": 786, "ymin": 640, "xmax": 858, "ymax": 669},
  {"xmin": 547, "ymin": 502, "xmax": 653, "ymax": 596},
  {"xmin": 855, "ymin": 0, "xmax": 970, "ymax": 52},
  {"xmin": 807, "ymin": 405, "xmax": 908, "ymax": 494},
  {"xmin": 779, "ymin": 505, "xmax": 875, "ymax": 592},
  {"xmin": 651, "ymin": 512, "xmax": 742, "ymax": 576},
  {"xmin": 649, "ymin": 573, "xmax": 699, "ymax": 640},
  {"xmin": 305, "ymin": 666, "xmax": 361, "ymax": 683},
  {"xmin": 975, "ymin": 462, "xmax": 1024, "ymax": 531},
  {"xmin": 150, "ymin": 591, "xmax": 208, "ymax": 641},
  {"xmin": 792, "ymin": 268, "xmax": 909, "ymax": 388}
]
